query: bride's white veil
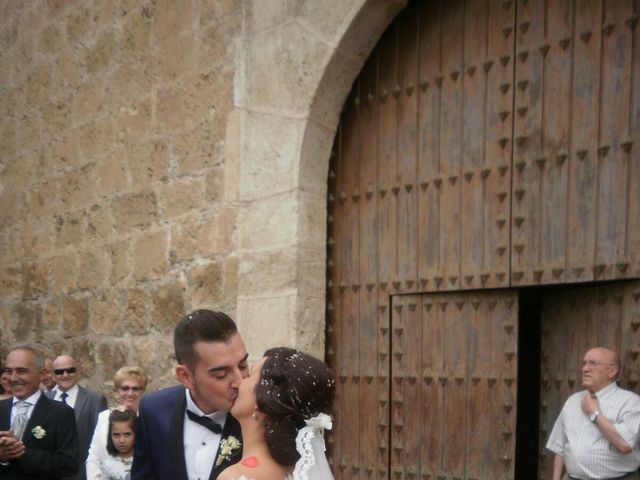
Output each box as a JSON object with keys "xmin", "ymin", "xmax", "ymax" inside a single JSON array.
[{"xmin": 292, "ymin": 413, "xmax": 334, "ymax": 480}]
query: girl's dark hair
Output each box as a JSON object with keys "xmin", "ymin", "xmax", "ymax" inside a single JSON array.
[
  {"xmin": 106, "ymin": 408, "xmax": 137, "ymax": 456},
  {"xmin": 255, "ymin": 347, "xmax": 335, "ymax": 466}
]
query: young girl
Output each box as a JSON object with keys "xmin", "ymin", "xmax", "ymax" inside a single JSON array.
[{"xmin": 100, "ymin": 407, "xmax": 137, "ymax": 480}]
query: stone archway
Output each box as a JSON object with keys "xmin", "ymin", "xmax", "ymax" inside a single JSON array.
[{"xmin": 235, "ymin": 0, "xmax": 406, "ymax": 357}]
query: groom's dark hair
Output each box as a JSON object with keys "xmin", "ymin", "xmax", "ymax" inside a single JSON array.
[{"xmin": 174, "ymin": 310, "xmax": 238, "ymax": 370}]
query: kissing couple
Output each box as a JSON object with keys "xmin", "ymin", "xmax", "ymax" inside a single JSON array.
[{"xmin": 131, "ymin": 309, "xmax": 335, "ymax": 480}]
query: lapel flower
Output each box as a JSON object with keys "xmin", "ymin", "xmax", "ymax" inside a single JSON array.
[
  {"xmin": 31, "ymin": 426, "xmax": 46, "ymax": 439},
  {"xmin": 216, "ymin": 435, "xmax": 241, "ymax": 466}
]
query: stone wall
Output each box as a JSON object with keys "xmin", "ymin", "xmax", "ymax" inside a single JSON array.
[{"xmin": 0, "ymin": 0, "xmax": 404, "ymax": 400}]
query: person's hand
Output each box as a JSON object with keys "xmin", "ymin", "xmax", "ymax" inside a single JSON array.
[
  {"xmin": 581, "ymin": 392, "xmax": 600, "ymax": 416},
  {"xmin": 0, "ymin": 430, "xmax": 25, "ymax": 461}
]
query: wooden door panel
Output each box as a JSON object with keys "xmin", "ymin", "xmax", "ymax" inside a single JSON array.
[
  {"xmin": 539, "ymin": 281, "xmax": 640, "ymax": 477},
  {"xmin": 391, "ymin": 290, "xmax": 518, "ymax": 480}
]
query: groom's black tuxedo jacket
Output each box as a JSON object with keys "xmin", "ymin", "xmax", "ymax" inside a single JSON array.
[
  {"xmin": 131, "ymin": 385, "xmax": 242, "ymax": 480},
  {"xmin": 0, "ymin": 394, "xmax": 79, "ymax": 479}
]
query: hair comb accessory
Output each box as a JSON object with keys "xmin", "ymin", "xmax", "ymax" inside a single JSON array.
[{"xmin": 292, "ymin": 413, "xmax": 333, "ymax": 480}]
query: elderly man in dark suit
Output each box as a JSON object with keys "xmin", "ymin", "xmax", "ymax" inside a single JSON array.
[
  {"xmin": 0, "ymin": 345, "xmax": 79, "ymax": 479},
  {"xmin": 132, "ymin": 310, "xmax": 248, "ymax": 480},
  {"xmin": 47, "ymin": 355, "xmax": 107, "ymax": 480}
]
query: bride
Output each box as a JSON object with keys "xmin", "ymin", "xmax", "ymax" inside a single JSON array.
[{"xmin": 218, "ymin": 347, "xmax": 335, "ymax": 480}]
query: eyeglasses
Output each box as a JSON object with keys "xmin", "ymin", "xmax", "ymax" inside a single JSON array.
[
  {"xmin": 118, "ymin": 386, "xmax": 143, "ymax": 392},
  {"xmin": 582, "ymin": 360, "xmax": 614, "ymax": 368},
  {"xmin": 54, "ymin": 367, "xmax": 77, "ymax": 375}
]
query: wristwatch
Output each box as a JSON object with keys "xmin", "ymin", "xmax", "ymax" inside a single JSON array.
[{"xmin": 589, "ymin": 410, "xmax": 600, "ymax": 423}]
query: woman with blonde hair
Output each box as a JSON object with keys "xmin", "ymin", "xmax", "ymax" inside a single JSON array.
[{"xmin": 86, "ymin": 366, "xmax": 148, "ymax": 479}]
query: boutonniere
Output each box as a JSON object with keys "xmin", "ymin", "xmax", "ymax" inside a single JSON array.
[
  {"xmin": 216, "ymin": 435, "xmax": 241, "ymax": 466},
  {"xmin": 31, "ymin": 426, "xmax": 46, "ymax": 439}
]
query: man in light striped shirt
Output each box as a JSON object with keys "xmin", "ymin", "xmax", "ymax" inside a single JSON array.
[{"xmin": 546, "ymin": 347, "xmax": 640, "ymax": 480}]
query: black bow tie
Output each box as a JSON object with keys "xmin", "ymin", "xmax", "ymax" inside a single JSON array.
[{"xmin": 186, "ymin": 410, "xmax": 222, "ymax": 434}]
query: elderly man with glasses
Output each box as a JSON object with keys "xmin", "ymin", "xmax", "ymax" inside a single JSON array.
[
  {"xmin": 46, "ymin": 355, "xmax": 107, "ymax": 480},
  {"xmin": 546, "ymin": 347, "xmax": 640, "ymax": 480}
]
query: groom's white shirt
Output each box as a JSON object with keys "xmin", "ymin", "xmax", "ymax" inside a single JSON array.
[{"xmin": 183, "ymin": 389, "xmax": 228, "ymax": 480}]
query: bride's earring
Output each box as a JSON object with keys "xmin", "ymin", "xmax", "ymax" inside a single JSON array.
[{"xmin": 252, "ymin": 408, "xmax": 258, "ymax": 421}]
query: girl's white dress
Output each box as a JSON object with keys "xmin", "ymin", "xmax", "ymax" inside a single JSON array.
[{"xmin": 99, "ymin": 455, "xmax": 132, "ymax": 480}]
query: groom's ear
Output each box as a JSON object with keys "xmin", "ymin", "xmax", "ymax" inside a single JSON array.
[{"xmin": 175, "ymin": 364, "xmax": 195, "ymax": 390}]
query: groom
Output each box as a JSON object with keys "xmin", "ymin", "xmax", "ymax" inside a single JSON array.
[{"xmin": 132, "ymin": 310, "xmax": 249, "ymax": 480}]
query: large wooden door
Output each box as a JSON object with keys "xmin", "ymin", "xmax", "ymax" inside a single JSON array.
[
  {"xmin": 326, "ymin": 0, "xmax": 640, "ymax": 478},
  {"xmin": 391, "ymin": 291, "xmax": 518, "ymax": 480},
  {"xmin": 538, "ymin": 280, "xmax": 640, "ymax": 478}
]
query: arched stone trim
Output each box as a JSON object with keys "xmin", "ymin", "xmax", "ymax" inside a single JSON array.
[{"xmin": 235, "ymin": 0, "xmax": 406, "ymax": 357}]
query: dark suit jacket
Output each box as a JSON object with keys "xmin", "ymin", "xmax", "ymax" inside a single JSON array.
[
  {"xmin": 46, "ymin": 385, "xmax": 108, "ymax": 480},
  {"xmin": 131, "ymin": 385, "xmax": 243, "ymax": 480},
  {"xmin": 0, "ymin": 394, "xmax": 79, "ymax": 480}
]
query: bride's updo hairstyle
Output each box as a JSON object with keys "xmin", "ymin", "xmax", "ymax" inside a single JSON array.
[{"xmin": 255, "ymin": 347, "xmax": 335, "ymax": 466}]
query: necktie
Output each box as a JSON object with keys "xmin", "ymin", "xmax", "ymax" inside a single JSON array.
[
  {"xmin": 11, "ymin": 401, "xmax": 30, "ymax": 439},
  {"xmin": 61, "ymin": 392, "xmax": 68, "ymax": 405},
  {"xmin": 186, "ymin": 410, "xmax": 222, "ymax": 433}
]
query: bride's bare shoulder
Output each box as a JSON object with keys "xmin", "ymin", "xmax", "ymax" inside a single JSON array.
[{"xmin": 217, "ymin": 463, "xmax": 291, "ymax": 480}]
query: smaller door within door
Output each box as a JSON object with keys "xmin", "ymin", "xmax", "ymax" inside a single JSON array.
[{"xmin": 390, "ymin": 290, "xmax": 518, "ymax": 479}]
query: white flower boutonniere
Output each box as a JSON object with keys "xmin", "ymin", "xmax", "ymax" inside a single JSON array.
[
  {"xmin": 216, "ymin": 435, "xmax": 241, "ymax": 466},
  {"xmin": 32, "ymin": 426, "xmax": 46, "ymax": 439}
]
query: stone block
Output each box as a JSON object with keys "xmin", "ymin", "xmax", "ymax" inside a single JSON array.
[
  {"xmin": 59, "ymin": 162, "xmax": 98, "ymax": 207},
  {"xmin": 106, "ymin": 240, "xmax": 130, "ymax": 284},
  {"xmin": 55, "ymin": 209, "xmax": 84, "ymax": 246},
  {"xmin": 13, "ymin": 304, "xmax": 40, "ymax": 342},
  {"xmin": 297, "ymin": 246, "xmax": 326, "ymax": 296},
  {"xmin": 296, "ymin": 0, "xmax": 360, "ymax": 44},
  {"xmin": 157, "ymin": 176, "xmax": 206, "ymax": 218},
  {"xmin": 248, "ymin": 22, "xmax": 332, "ymax": 116},
  {"xmin": 169, "ymin": 217, "xmax": 199, "ymax": 264},
  {"xmin": 293, "ymin": 295, "xmax": 326, "ymax": 358},
  {"xmin": 121, "ymin": 4, "xmax": 153, "ymax": 57},
  {"xmin": 298, "ymin": 190, "xmax": 326, "ymax": 249},
  {"xmin": 22, "ymin": 261, "xmax": 49, "ymax": 299},
  {"xmin": 173, "ymin": 120, "xmax": 223, "ymax": 175},
  {"xmin": 85, "ymin": 29, "xmax": 117, "ymax": 74},
  {"xmin": 104, "ymin": 59, "xmax": 155, "ymax": 108},
  {"xmin": 25, "ymin": 61, "xmax": 53, "ymax": 109},
  {"xmin": 223, "ymin": 109, "xmax": 241, "ymax": 202},
  {"xmin": 133, "ymin": 229, "xmax": 169, "ymax": 281},
  {"xmin": 48, "ymin": 133, "xmax": 82, "ymax": 172},
  {"xmin": 96, "ymin": 150, "xmax": 129, "ymax": 198},
  {"xmin": 154, "ymin": 29, "xmax": 196, "ymax": 81},
  {"xmin": 20, "ymin": 218, "xmax": 54, "ymax": 258},
  {"xmin": 115, "ymin": 98, "xmax": 152, "ymax": 144},
  {"xmin": 206, "ymin": 168, "xmax": 225, "ymax": 204},
  {"xmin": 151, "ymin": 280, "xmax": 186, "ymax": 332},
  {"xmin": 97, "ymin": 341, "xmax": 128, "ymax": 381},
  {"xmin": 298, "ymin": 119, "xmax": 332, "ymax": 195},
  {"xmin": 239, "ymin": 248, "xmax": 297, "ymax": 296},
  {"xmin": 125, "ymin": 288, "xmax": 150, "ymax": 334},
  {"xmin": 195, "ymin": 0, "xmax": 241, "ymax": 26},
  {"xmin": 199, "ymin": 207, "xmax": 236, "ymax": 256},
  {"xmin": 40, "ymin": 94, "xmax": 73, "ymax": 139},
  {"xmin": 85, "ymin": 203, "xmax": 115, "ymax": 241},
  {"xmin": 128, "ymin": 140, "xmax": 168, "ymax": 185},
  {"xmin": 111, "ymin": 190, "xmax": 158, "ymax": 232},
  {"xmin": 246, "ymin": 0, "xmax": 291, "ymax": 35},
  {"xmin": 0, "ymin": 265, "xmax": 22, "ymax": 299},
  {"xmin": 63, "ymin": 296, "xmax": 89, "ymax": 335},
  {"xmin": 27, "ymin": 179, "xmax": 59, "ymax": 218},
  {"xmin": 49, "ymin": 253, "xmax": 78, "ymax": 295},
  {"xmin": 239, "ymin": 112, "xmax": 303, "ymax": 201},
  {"xmin": 42, "ymin": 300, "xmax": 61, "ymax": 331},
  {"xmin": 197, "ymin": 15, "xmax": 240, "ymax": 70},
  {"xmin": 78, "ymin": 117, "xmax": 116, "ymax": 160},
  {"xmin": 72, "ymin": 338, "xmax": 97, "ymax": 377},
  {"xmin": 77, "ymin": 249, "xmax": 109, "ymax": 290},
  {"xmin": 0, "ymin": 191, "xmax": 26, "ymax": 229},
  {"xmin": 239, "ymin": 191, "xmax": 297, "ymax": 250},
  {"xmin": 152, "ymin": 0, "xmax": 193, "ymax": 42},
  {"xmin": 237, "ymin": 295, "xmax": 294, "ymax": 354},
  {"xmin": 189, "ymin": 261, "xmax": 224, "ymax": 307},
  {"xmin": 71, "ymin": 78, "xmax": 106, "ymax": 125},
  {"xmin": 90, "ymin": 289, "xmax": 123, "ymax": 335},
  {"xmin": 224, "ymin": 255, "xmax": 239, "ymax": 303}
]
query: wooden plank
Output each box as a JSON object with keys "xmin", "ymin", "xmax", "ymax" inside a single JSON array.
[
  {"xmin": 595, "ymin": 0, "xmax": 634, "ymax": 280},
  {"xmin": 420, "ymin": 294, "xmax": 445, "ymax": 478},
  {"xmin": 438, "ymin": 2, "xmax": 464, "ymax": 292},
  {"xmin": 629, "ymin": 1, "xmax": 640, "ymax": 279},
  {"xmin": 511, "ymin": 0, "xmax": 544, "ymax": 286},
  {"xmin": 539, "ymin": 0, "xmax": 573, "ymax": 284},
  {"xmin": 442, "ymin": 293, "xmax": 467, "ymax": 477},
  {"xmin": 377, "ymin": 26, "xmax": 398, "ymax": 294},
  {"xmin": 397, "ymin": 3, "xmax": 419, "ymax": 293},
  {"xmin": 566, "ymin": 0, "xmax": 602, "ymax": 283},
  {"xmin": 417, "ymin": 0, "xmax": 442, "ymax": 291},
  {"xmin": 377, "ymin": 301, "xmax": 390, "ymax": 479},
  {"xmin": 483, "ymin": 0, "xmax": 514, "ymax": 289},
  {"xmin": 460, "ymin": 0, "xmax": 489, "ymax": 290},
  {"xmin": 359, "ymin": 286, "xmax": 378, "ymax": 479}
]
